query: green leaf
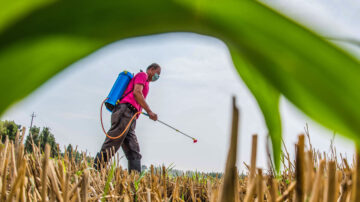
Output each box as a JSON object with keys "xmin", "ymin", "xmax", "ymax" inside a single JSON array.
[
  {"xmin": 134, "ymin": 170, "xmax": 146, "ymax": 191},
  {"xmin": 62, "ymin": 159, "xmax": 66, "ymax": 175},
  {"xmin": 178, "ymin": 0, "xmax": 360, "ymax": 162},
  {"xmin": 0, "ymin": 0, "xmax": 195, "ymax": 114},
  {"xmin": 166, "ymin": 162, "xmax": 176, "ymax": 173},
  {"xmin": 229, "ymin": 47, "xmax": 282, "ymax": 172},
  {"xmin": 0, "ymin": 0, "xmax": 55, "ymax": 33},
  {"xmin": 102, "ymin": 161, "xmax": 116, "ymax": 202},
  {"xmin": 328, "ymin": 37, "xmax": 360, "ymax": 48},
  {"xmin": 76, "ymin": 169, "xmax": 83, "ymax": 177}
]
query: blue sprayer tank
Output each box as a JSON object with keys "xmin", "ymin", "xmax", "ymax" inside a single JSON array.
[{"xmin": 105, "ymin": 71, "xmax": 133, "ymax": 112}]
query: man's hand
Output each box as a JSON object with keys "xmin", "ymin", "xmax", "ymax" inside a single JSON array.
[{"xmin": 148, "ymin": 111, "xmax": 158, "ymax": 121}]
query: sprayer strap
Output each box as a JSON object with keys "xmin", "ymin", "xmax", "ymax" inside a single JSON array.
[
  {"xmin": 116, "ymin": 90, "xmax": 133, "ymax": 105},
  {"xmin": 116, "ymin": 71, "xmax": 141, "ymax": 105}
]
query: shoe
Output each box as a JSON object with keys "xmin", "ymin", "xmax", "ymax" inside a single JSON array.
[{"xmin": 128, "ymin": 159, "xmax": 141, "ymax": 173}]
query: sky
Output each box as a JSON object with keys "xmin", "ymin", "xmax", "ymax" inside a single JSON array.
[{"xmin": 2, "ymin": 0, "xmax": 360, "ymax": 172}]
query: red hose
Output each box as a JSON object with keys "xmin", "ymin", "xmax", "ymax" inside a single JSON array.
[{"xmin": 100, "ymin": 98, "xmax": 140, "ymax": 140}]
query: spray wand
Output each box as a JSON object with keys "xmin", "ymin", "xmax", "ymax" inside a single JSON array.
[{"xmin": 142, "ymin": 112, "xmax": 198, "ymax": 143}]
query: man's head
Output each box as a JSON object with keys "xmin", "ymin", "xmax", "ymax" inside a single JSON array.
[{"xmin": 146, "ymin": 63, "xmax": 161, "ymax": 82}]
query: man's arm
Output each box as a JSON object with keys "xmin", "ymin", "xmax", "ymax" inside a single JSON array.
[{"xmin": 133, "ymin": 84, "xmax": 158, "ymax": 121}]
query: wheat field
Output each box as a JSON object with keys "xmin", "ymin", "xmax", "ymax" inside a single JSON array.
[{"xmin": 0, "ymin": 100, "xmax": 359, "ymax": 202}]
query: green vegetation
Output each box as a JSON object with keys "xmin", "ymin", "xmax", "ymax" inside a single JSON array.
[
  {"xmin": 24, "ymin": 126, "xmax": 58, "ymax": 157},
  {"xmin": 0, "ymin": 120, "xmax": 20, "ymax": 142}
]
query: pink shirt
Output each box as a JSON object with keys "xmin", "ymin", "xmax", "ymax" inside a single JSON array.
[{"xmin": 120, "ymin": 72, "xmax": 149, "ymax": 115}]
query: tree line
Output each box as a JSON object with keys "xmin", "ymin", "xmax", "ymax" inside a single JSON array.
[{"xmin": 0, "ymin": 120, "xmax": 82, "ymax": 160}]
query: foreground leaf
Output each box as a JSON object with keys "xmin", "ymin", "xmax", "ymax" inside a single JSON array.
[
  {"xmin": 230, "ymin": 48, "xmax": 282, "ymax": 172},
  {"xmin": 0, "ymin": 0, "xmax": 54, "ymax": 33},
  {"xmin": 0, "ymin": 0, "xmax": 195, "ymax": 113},
  {"xmin": 179, "ymin": 0, "xmax": 360, "ymax": 155}
]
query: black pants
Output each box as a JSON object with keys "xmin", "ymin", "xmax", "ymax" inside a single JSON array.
[{"xmin": 94, "ymin": 103, "xmax": 142, "ymax": 171}]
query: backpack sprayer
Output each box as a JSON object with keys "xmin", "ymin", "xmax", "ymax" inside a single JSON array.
[{"xmin": 100, "ymin": 70, "xmax": 198, "ymax": 143}]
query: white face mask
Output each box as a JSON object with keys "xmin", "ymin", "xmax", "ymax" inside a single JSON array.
[{"xmin": 152, "ymin": 73, "xmax": 160, "ymax": 81}]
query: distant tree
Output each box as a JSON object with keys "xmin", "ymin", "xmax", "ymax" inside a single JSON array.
[
  {"xmin": 0, "ymin": 120, "xmax": 21, "ymax": 143},
  {"xmin": 65, "ymin": 144, "xmax": 83, "ymax": 163},
  {"xmin": 39, "ymin": 127, "xmax": 58, "ymax": 156},
  {"xmin": 25, "ymin": 126, "xmax": 40, "ymax": 153},
  {"xmin": 25, "ymin": 126, "xmax": 59, "ymax": 157},
  {"xmin": 141, "ymin": 165, "xmax": 148, "ymax": 171},
  {"xmin": 67, "ymin": 144, "xmax": 73, "ymax": 153}
]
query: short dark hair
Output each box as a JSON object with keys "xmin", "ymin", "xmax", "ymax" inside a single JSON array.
[{"xmin": 147, "ymin": 63, "xmax": 160, "ymax": 70}]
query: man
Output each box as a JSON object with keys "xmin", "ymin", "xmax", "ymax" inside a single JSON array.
[{"xmin": 94, "ymin": 63, "xmax": 161, "ymax": 172}]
